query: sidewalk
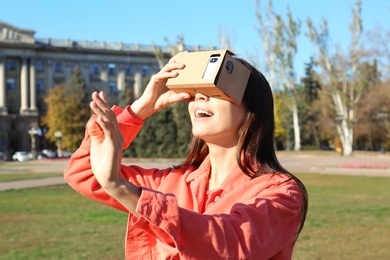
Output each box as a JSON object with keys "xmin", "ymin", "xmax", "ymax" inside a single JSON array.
[{"xmin": 1, "ymin": 152, "xmax": 389, "ymax": 191}]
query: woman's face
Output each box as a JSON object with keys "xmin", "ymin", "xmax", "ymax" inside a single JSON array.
[{"xmin": 188, "ymin": 93, "xmax": 246, "ymax": 146}]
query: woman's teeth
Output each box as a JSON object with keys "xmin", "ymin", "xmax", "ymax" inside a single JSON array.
[{"xmin": 195, "ymin": 110, "xmax": 213, "ymax": 118}]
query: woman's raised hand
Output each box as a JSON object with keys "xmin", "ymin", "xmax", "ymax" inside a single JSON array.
[
  {"xmin": 88, "ymin": 91, "xmax": 123, "ymax": 189},
  {"xmin": 88, "ymin": 91, "xmax": 142, "ymax": 214},
  {"xmin": 131, "ymin": 53, "xmax": 191, "ymax": 120}
]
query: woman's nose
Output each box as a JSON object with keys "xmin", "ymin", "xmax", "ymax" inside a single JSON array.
[{"xmin": 195, "ymin": 92, "xmax": 209, "ymax": 101}]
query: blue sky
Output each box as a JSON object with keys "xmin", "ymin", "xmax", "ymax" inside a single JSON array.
[{"xmin": 2, "ymin": 0, "xmax": 389, "ymax": 79}]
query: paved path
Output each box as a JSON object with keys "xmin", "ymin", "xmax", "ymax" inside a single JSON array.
[{"xmin": 1, "ymin": 152, "xmax": 389, "ymax": 191}]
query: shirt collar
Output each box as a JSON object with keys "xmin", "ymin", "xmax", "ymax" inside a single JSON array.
[
  {"xmin": 185, "ymin": 155, "xmax": 211, "ymax": 182},
  {"xmin": 185, "ymin": 155, "xmax": 251, "ymax": 192}
]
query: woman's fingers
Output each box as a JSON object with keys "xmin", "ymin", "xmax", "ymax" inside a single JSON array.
[
  {"xmin": 99, "ymin": 91, "xmax": 108, "ymax": 103},
  {"xmin": 90, "ymin": 91, "xmax": 116, "ymax": 123},
  {"xmin": 157, "ymin": 62, "xmax": 185, "ymax": 76}
]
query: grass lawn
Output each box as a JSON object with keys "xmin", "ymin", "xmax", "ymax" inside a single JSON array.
[
  {"xmin": 0, "ymin": 185, "xmax": 125, "ymax": 260},
  {"xmin": 0, "ymin": 173, "xmax": 63, "ymax": 182},
  {"xmin": 293, "ymin": 173, "xmax": 390, "ymax": 259},
  {"xmin": 1, "ymin": 173, "xmax": 390, "ymax": 259}
]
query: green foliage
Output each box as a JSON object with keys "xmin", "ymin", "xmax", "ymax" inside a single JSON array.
[
  {"xmin": 42, "ymin": 67, "xmax": 91, "ymax": 151},
  {"xmin": 120, "ymin": 54, "xmax": 192, "ymax": 158},
  {"xmin": 171, "ymin": 101, "xmax": 192, "ymax": 155},
  {"xmin": 118, "ymin": 86, "xmax": 134, "ymax": 108},
  {"xmin": 273, "ymin": 91, "xmax": 287, "ymax": 140},
  {"xmin": 299, "ymin": 58, "xmax": 323, "ymax": 148},
  {"xmin": 126, "ymin": 102, "xmax": 191, "ymax": 158}
]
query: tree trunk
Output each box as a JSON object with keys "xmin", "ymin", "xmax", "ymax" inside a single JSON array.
[
  {"xmin": 336, "ymin": 120, "xmax": 353, "ymax": 156},
  {"xmin": 292, "ymin": 99, "xmax": 301, "ymax": 151}
]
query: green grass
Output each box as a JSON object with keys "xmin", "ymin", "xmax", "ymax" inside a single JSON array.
[
  {"xmin": 293, "ymin": 173, "xmax": 390, "ymax": 259},
  {"xmin": 0, "ymin": 185, "xmax": 125, "ymax": 260},
  {"xmin": 1, "ymin": 173, "xmax": 390, "ymax": 259},
  {"xmin": 0, "ymin": 173, "xmax": 63, "ymax": 182}
]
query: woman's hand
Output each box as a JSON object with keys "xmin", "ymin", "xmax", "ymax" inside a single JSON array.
[
  {"xmin": 88, "ymin": 91, "xmax": 123, "ymax": 188},
  {"xmin": 131, "ymin": 52, "xmax": 191, "ymax": 120},
  {"xmin": 88, "ymin": 91, "xmax": 141, "ymax": 215}
]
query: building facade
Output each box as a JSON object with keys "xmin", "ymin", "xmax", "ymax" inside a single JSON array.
[{"xmin": 0, "ymin": 21, "xmax": 210, "ymax": 155}]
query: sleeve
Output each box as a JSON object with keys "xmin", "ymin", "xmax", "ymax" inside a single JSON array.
[
  {"xmin": 131, "ymin": 179, "xmax": 304, "ymax": 259},
  {"xmin": 64, "ymin": 105, "xmax": 171, "ymax": 212}
]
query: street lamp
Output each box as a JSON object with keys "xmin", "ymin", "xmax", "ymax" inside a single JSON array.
[
  {"xmin": 54, "ymin": 131, "xmax": 63, "ymax": 157},
  {"xmin": 28, "ymin": 127, "xmax": 39, "ymax": 160}
]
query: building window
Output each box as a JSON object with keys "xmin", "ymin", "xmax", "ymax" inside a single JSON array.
[
  {"xmin": 142, "ymin": 65, "xmax": 149, "ymax": 76},
  {"xmin": 108, "ymin": 63, "xmax": 116, "ymax": 75},
  {"xmin": 6, "ymin": 79, "xmax": 15, "ymax": 91},
  {"xmin": 109, "ymin": 82, "xmax": 117, "ymax": 95},
  {"xmin": 6, "ymin": 59, "xmax": 15, "ymax": 71},
  {"xmin": 55, "ymin": 61, "xmax": 63, "ymax": 72},
  {"xmin": 36, "ymin": 60, "xmax": 44, "ymax": 72},
  {"xmin": 126, "ymin": 65, "xmax": 133, "ymax": 75},
  {"xmin": 91, "ymin": 64, "xmax": 99, "ymax": 75},
  {"xmin": 36, "ymin": 80, "xmax": 44, "ymax": 94}
]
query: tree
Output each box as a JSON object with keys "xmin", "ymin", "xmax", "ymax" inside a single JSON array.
[
  {"xmin": 364, "ymin": 26, "xmax": 390, "ymax": 80},
  {"xmin": 306, "ymin": 0, "xmax": 364, "ymax": 155},
  {"xmin": 154, "ymin": 107, "xmax": 179, "ymax": 157},
  {"xmin": 256, "ymin": 0, "xmax": 302, "ymax": 151},
  {"xmin": 273, "ymin": 91, "xmax": 288, "ymax": 150},
  {"xmin": 118, "ymin": 86, "xmax": 134, "ymax": 108},
  {"xmin": 255, "ymin": 0, "xmax": 278, "ymax": 89},
  {"xmin": 130, "ymin": 113, "xmax": 157, "ymax": 157},
  {"xmin": 300, "ymin": 58, "xmax": 322, "ymax": 148},
  {"xmin": 273, "ymin": 8, "xmax": 302, "ymax": 152},
  {"xmin": 41, "ymin": 85, "xmax": 68, "ymax": 144},
  {"xmin": 42, "ymin": 66, "xmax": 91, "ymax": 151},
  {"xmin": 355, "ymin": 70, "xmax": 389, "ymax": 151},
  {"xmin": 301, "ymin": 58, "xmax": 321, "ymax": 104},
  {"xmin": 171, "ymin": 101, "xmax": 192, "ymax": 156}
]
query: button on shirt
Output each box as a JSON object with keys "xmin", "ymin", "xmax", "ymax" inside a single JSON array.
[{"xmin": 205, "ymin": 190, "xmax": 223, "ymax": 209}]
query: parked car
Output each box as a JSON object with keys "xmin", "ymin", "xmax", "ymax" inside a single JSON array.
[
  {"xmin": 38, "ymin": 149, "xmax": 56, "ymax": 159},
  {"xmin": 37, "ymin": 152, "xmax": 48, "ymax": 160},
  {"xmin": 12, "ymin": 151, "xmax": 30, "ymax": 162},
  {"xmin": 59, "ymin": 150, "xmax": 73, "ymax": 158}
]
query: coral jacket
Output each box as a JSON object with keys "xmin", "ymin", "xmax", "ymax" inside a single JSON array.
[{"xmin": 64, "ymin": 105, "xmax": 304, "ymax": 260}]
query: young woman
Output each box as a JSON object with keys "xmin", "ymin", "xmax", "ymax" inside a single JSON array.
[{"xmin": 64, "ymin": 54, "xmax": 308, "ymax": 259}]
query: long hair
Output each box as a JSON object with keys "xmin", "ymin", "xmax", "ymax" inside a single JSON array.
[{"xmin": 178, "ymin": 57, "xmax": 308, "ymax": 236}]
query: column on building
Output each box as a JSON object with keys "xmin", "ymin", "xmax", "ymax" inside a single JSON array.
[
  {"xmin": 46, "ymin": 59, "xmax": 53, "ymax": 89},
  {"xmin": 19, "ymin": 56, "xmax": 29, "ymax": 114},
  {"xmin": 82, "ymin": 63, "xmax": 90, "ymax": 87},
  {"xmin": 134, "ymin": 72, "xmax": 142, "ymax": 99},
  {"xmin": 64, "ymin": 63, "xmax": 72, "ymax": 80},
  {"xmin": 100, "ymin": 64, "xmax": 108, "ymax": 89},
  {"xmin": 29, "ymin": 57, "xmax": 37, "ymax": 112},
  {"xmin": 0, "ymin": 55, "xmax": 7, "ymax": 115},
  {"xmin": 117, "ymin": 69, "xmax": 125, "ymax": 92}
]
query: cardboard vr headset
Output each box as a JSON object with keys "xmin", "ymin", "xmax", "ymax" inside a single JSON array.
[{"xmin": 166, "ymin": 49, "xmax": 251, "ymax": 104}]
